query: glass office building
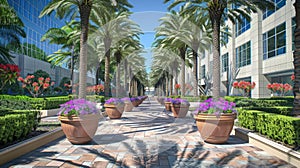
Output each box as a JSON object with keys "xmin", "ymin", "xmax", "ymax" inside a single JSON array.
[{"xmin": 7, "ymin": 0, "xmax": 66, "ymax": 61}]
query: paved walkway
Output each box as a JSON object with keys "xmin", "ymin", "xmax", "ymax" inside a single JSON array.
[{"xmin": 4, "ymin": 97, "xmax": 296, "ymax": 168}]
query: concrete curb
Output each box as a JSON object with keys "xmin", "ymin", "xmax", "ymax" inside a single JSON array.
[
  {"xmin": 0, "ymin": 128, "xmax": 64, "ymax": 166},
  {"xmin": 233, "ymin": 126, "xmax": 300, "ymax": 167}
]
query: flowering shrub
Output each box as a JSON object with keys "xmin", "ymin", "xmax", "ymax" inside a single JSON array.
[
  {"xmin": 18, "ymin": 75, "xmax": 54, "ymax": 98},
  {"xmin": 267, "ymin": 83, "xmax": 292, "ymax": 96},
  {"xmin": 232, "ymin": 81, "xmax": 256, "ymax": 97},
  {"xmin": 58, "ymin": 99, "xmax": 98, "ymax": 116},
  {"xmin": 0, "ymin": 64, "xmax": 20, "ymax": 91},
  {"xmin": 105, "ymin": 98, "xmax": 125, "ymax": 105},
  {"xmin": 194, "ymin": 98, "xmax": 237, "ymax": 115},
  {"xmin": 87, "ymin": 84, "xmax": 104, "ymax": 95},
  {"xmin": 170, "ymin": 98, "xmax": 190, "ymax": 106}
]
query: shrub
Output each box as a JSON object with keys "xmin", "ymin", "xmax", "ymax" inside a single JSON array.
[
  {"xmin": 243, "ymin": 106, "xmax": 292, "ymax": 116},
  {"xmin": 0, "ymin": 110, "xmax": 40, "ymax": 144},
  {"xmin": 238, "ymin": 109, "xmax": 300, "ymax": 146},
  {"xmin": 0, "ymin": 95, "xmax": 71, "ymax": 110},
  {"xmin": 86, "ymin": 95, "xmax": 105, "ymax": 103}
]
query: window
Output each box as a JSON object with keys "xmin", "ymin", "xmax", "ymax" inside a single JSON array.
[
  {"xmin": 263, "ymin": 22, "xmax": 286, "ymax": 60},
  {"xmin": 221, "ymin": 27, "xmax": 229, "ymax": 46},
  {"xmin": 236, "ymin": 41, "xmax": 251, "ymax": 68},
  {"xmin": 292, "ymin": 17, "xmax": 296, "ymax": 51},
  {"xmin": 235, "ymin": 15, "xmax": 250, "ymax": 37},
  {"xmin": 263, "ymin": 0, "xmax": 286, "ymax": 19},
  {"xmin": 201, "ymin": 65, "xmax": 206, "ymax": 79},
  {"xmin": 221, "ymin": 53, "xmax": 229, "ymax": 72},
  {"xmin": 201, "ymin": 51, "xmax": 205, "ymax": 59}
]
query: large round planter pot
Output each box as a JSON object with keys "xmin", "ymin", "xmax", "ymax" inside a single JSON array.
[
  {"xmin": 104, "ymin": 104, "xmax": 124, "ymax": 119},
  {"xmin": 124, "ymin": 102, "xmax": 134, "ymax": 112},
  {"xmin": 164, "ymin": 102, "xmax": 171, "ymax": 111},
  {"xmin": 194, "ymin": 113, "xmax": 236, "ymax": 144},
  {"xmin": 170, "ymin": 104, "xmax": 189, "ymax": 118},
  {"xmin": 132, "ymin": 101, "xmax": 139, "ymax": 107},
  {"xmin": 59, "ymin": 114, "xmax": 101, "ymax": 144}
]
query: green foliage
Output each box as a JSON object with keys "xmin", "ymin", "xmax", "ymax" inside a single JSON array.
[
  {"xmin": 0, "ymin": 95, "xmax": 71, "ymax": 110},
  {"xmin": 199, "ymin": 95, "xmax": 212, "ymax": 101},
  {"xmin": 181, "ymin": 96, "xmax": 200, "ymax": 102},
  {"xmin": 238, "ymin": 109, "xmax": 300, "ymax": 146},
  {"xmin": 224, "ymin": 96, "xmax": 247, "ymax": 103},
  {"xmin": 32, "ymin": 70, "xmax": 50, "ymax": 82},
  {"xmin": 243, "ymin": 106, "xmax": 292, "ymax": 116},
  {"xmin": 86, "ymin": 95, "xmax": 105, "ymax": 103},
  {"xmin": 0, "ymin": 110, "xmax": 40, "ymax": 144},
  {"xmin": 235, "ymin": 98, "xmax": 292, "ymax": 108},
  {"xmin": 59, "ymin": 77, "xmax": 70, "ymax": 88},
  {"xmin": 169, "ymin": 95, "xmax": 181, "ymax": 99}
]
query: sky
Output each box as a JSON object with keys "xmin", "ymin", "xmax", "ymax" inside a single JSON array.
[{"xmin": 128, "ymin": 0, "xmax": 171, "ymax": 72}]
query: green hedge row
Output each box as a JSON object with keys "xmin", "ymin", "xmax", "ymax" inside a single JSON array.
[
  {"xmin": 0, "ymin": 95, "xmax": 72, "ymax": 110},
  {"xmin": 243, "ymin": 106, "xmax": 292, "ymax": 116},
  {"xmin": 238, "ymin": 109, "xmax": 300, "ymax": 146},
  {"xmin": 0, "ymin": 109, "xmax": 40, "ymax": 144}
]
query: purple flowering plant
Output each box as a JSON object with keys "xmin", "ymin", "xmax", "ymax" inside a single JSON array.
[
  {"xmin": 164, "ymin": 98, "xmax": 173, "ymax": 102},
  {"xmin": 171, "ymin": 98, "xmax": 190, "ymax": 106},
  {"xmin": 193, "ymin": 98, "xmax": 236, "ymax": 115},
  {"xmin": 105, "ymin": 98, "xmax": 125, "ymax": 105},
  {"xmin": 121, "ymin": 97, "xmax": 131, "ymax": 103},
  {"xmin": 130, "ymin": 97, "xmax": 139, "ymax": 101},
  {"xmin": 58, "ymin": 99, "xmax": 98, "ymax": 116}
]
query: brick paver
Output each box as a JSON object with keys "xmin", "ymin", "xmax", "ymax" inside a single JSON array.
[{"xmin": 3, "ymin": 97, "xmax": 296, "ymax": 168}]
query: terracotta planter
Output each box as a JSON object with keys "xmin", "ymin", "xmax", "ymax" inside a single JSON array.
[
  {"xmin": 164, "ymin": 102, "xmax": 171, "ymax": 111},
  {"xmin": 194, "ymin": 113, "xmax": 236, "ymax": 144},
  {"xmin": 124, "ymin": 102, "xmax": 134, "ymax": 112},
  {"xmin": 104, "ymin": 104, "xmax": 124, "ymax": 119},
  {"xmin": 59, "ymin": 114, "xmax": 100, "ymax": 144},
  {"xmin": 170, "ymin": 104, "xmax": 189, "ymax": 118},
  {"xmin": 132, "ymin": 101, "xmax": 139, "ymax": 107}
]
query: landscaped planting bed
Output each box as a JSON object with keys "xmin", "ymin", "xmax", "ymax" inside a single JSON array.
[
  {"xmin": 0, "ymin": 109, "xmax": 40, "ymax": 145},
  {"xmin": 238, "ymin": 108, "xmax": 300, "ymax": 147}
]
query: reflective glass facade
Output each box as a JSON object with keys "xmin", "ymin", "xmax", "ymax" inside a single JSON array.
[{"xmin": 7, "ymin": 0, "xmax": 66, "ymax": 61}]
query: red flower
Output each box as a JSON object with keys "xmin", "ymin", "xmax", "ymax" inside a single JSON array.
[
  {"xmin": 174, "ymin": 84, "xmax": 181, "ymax": 90},
  {"xmin": 291, "ymin": 74, "xmax": 295, "ymax": 81},
  {"xmin": 32, "ymin": 82, "xmax": 38, "ymax": 87}
]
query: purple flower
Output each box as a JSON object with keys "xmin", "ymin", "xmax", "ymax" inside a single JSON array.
[
  {"xmin": 164, "ymin": 98, "xmax": 173, "ymax": 102},
  {"xmin": 171, "ymin": 98, "xmax": 190, "ymax": 106},
  {"xmin": 58, "ymin": 99, "xmax": 98, "ymax": 116},
  {"xmin": 195, "ymin": 98, "xmax": 236, "ymax": 115},
  {"xmin": 105, "ymin": 98, "xmax": 125, "ymax": 105}
]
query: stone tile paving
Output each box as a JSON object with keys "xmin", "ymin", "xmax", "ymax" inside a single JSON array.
[{"xmin": 3, "ymin": 97, "xmax": 296, "ymax": 168}]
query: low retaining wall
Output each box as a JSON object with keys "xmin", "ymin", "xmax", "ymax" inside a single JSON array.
[{"xmin": 233, "ymin": 126, "xmax": 300, "ymax": 167}]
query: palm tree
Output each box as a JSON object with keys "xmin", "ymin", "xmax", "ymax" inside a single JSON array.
[
  {"xmin": 90, "ymin": 11, "xmax": 140, "ymax": 97},
  {"xmin": 155, "ymin": 11, "xmax": 189, "ymax": 96},
  {"xmin": 165, "ymin": 0, "xmax": 274, "ymax": 98},
  {"xmin": 178, "ymin": 13, "xmax": 211, "ymax": 96},
  {"xmin": 112, "ymin": 37, "xmax": 142, "ymax": 97},
  {"xmin": 40, "ymin": 0, "xmax": 132, "ymax": 98},
  {"xmin": 0, "ymin": 0, "xmax": 26, "ymax": 64},
  {"xmin": 293, "ymin": 1, "xmax": 300, "ymax": 116},
  {"xmin": 41, "ymin": 21, "xmax": 80, "ymax": 86}
]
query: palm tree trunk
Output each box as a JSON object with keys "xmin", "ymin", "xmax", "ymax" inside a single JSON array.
[
  {"xmin": 104, "ymin": 38, "xmax": 112, "ymax": 97},
  {"xmin": 115, "ymin": 51, "xmax": 121, "ymax": 97},
  {"xmin": 192, "ymin": 49, "xmax": 198, "ymax": 97},
  {"xmin": 170, "ymin": 74, "xmax": 173, "ymax": 96},
  {"xmin": 211, "ymin": 17, "xmax": 222, "ymax": 98},
  {"xmin": 124, "ymin": 59, "xmax": 128, "ymax": 93},
  {"xmin": 165, "ymin": 74, "xmax": 169, "ymax": 96},
  {"xmin": 292, "ymin": 1, "xmax": 300, "ymax": 116},
  {"xmin": 78, "ymin": 4, "xmax": 92, "ymax": 99},
  {"xmin": 180, "ymin": 47, "xmax": 186, "ymax": 97},
  {"xmin": 70, "ymin": 45, "xmax": 74, "ymax": 87}
]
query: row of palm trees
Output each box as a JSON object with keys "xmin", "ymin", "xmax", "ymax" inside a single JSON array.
[
  {"xmin": 39, "ymin": 0, "xmax": 147, "ymax": 98},
  {"xmin": 38, "ymin": 0, "xmax": 148, "ymax": 98},
  {"xmin": 151, "ymin": 0, "xmax": 300, "ymax": 116}
]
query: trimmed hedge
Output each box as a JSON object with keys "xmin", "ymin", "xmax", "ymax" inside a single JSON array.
[
  {"xmin": 86, "ymin": 95, "xmax": 105, "ymax": 103},
  {"xmin": 238, "ymin": 109, "xmax": 300, "ymax": 146},
  {"xmin": 243, "ymin": 106, "xmax": 292, "ymax": 116},
  {"xmin": 0, "ymin": 95, "xmax": 72, "ymax": 110},
  {"xmin": 0, "ymin": 110, "xmax": 40, "ymax": 144}
]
